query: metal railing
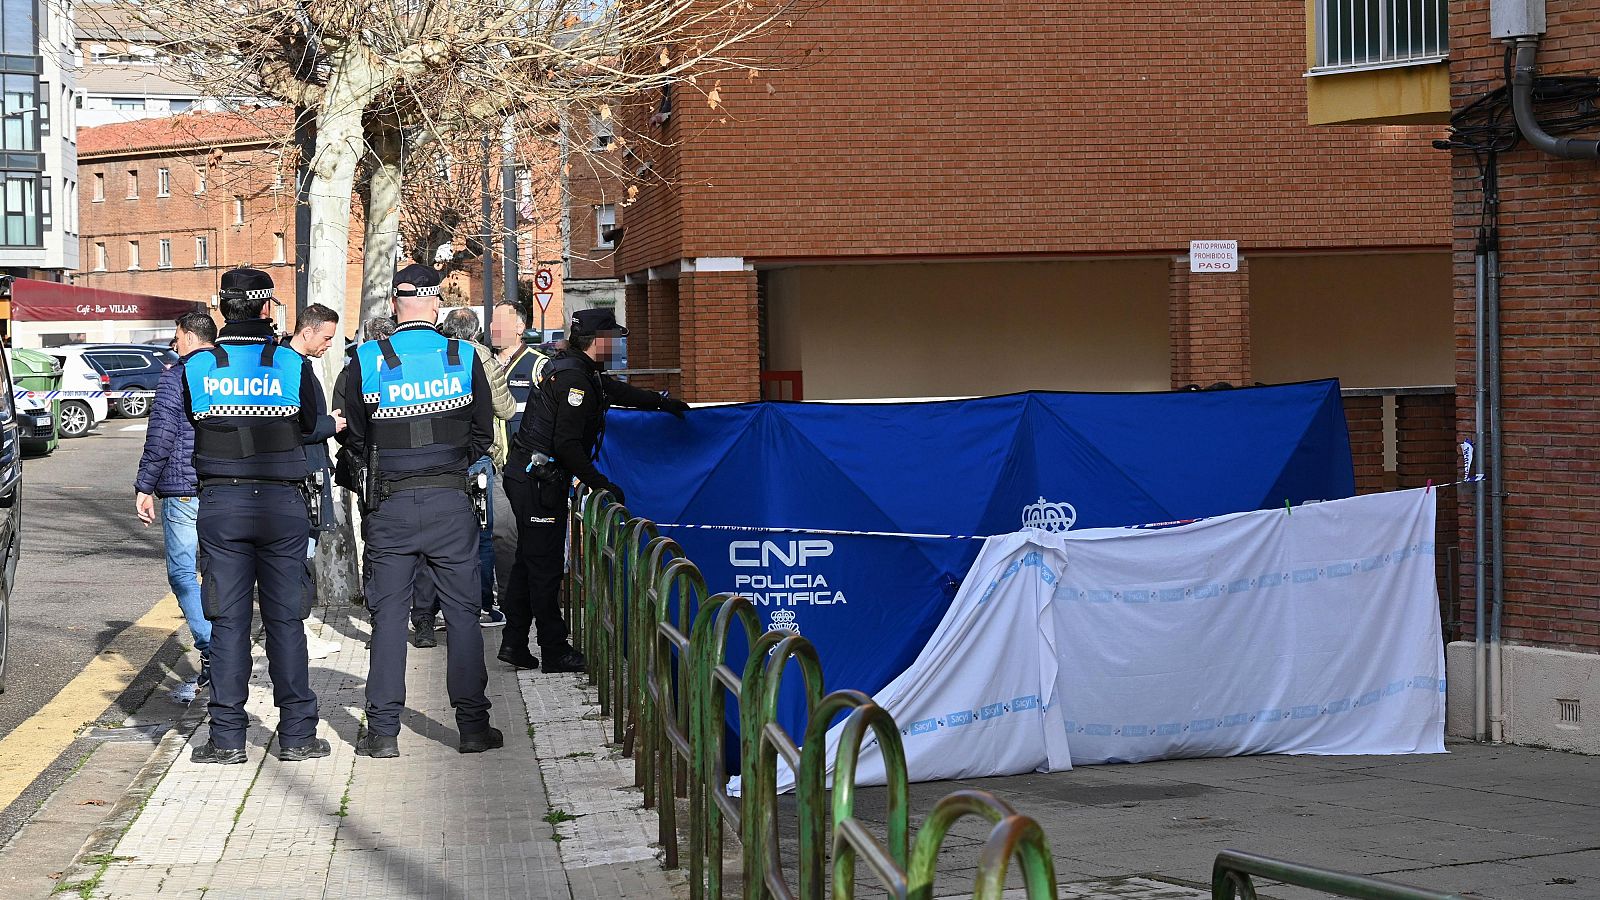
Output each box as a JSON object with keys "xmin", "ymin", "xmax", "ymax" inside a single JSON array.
[
  {"xmin": 1312, "ymin": 0, "xmax": 1447, "ymax": 73},
  {"xmin": 564, "ymin": 488, "xmax": 1465, "ymax": 900},
  {"xmin": 1213, "ymin": 850, "xmax": 1465, "ymax": 900},
  {"xmin": 564, "ymin": 487, "xmax": 1060, "ymax": 900}
]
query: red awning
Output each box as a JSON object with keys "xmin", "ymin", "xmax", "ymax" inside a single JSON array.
[{"xmin": 9, "ymin": 279, "xmax": 204, "ymax": 322}]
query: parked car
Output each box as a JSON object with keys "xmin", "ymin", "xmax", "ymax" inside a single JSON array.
[
  {"xmin": 59, "ymin": 344, "xmax": 177, "ymax": 418},
  {"xmin": 6, "ymin": 348, "xmax": 61, "ymax": 456},
  {"xmin": 0, "ymin": 347, "xmax": 22, "ymax": 693},
  {"xmin": 41, "ymin": 348, "xmax": 110, "ymax": 438}
]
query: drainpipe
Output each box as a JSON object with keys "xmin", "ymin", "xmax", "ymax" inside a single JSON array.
[
  {"xmin": 1486, "ymin": 222, "xmax": 1505, "ymax": 743},
  {"xmin": 1472, "ymin": 232, "xmax": 1488, "ymax": 743},
  {"xmin": 1510, "ymin": 39, "xmax": 1600, "ymax": 159}
]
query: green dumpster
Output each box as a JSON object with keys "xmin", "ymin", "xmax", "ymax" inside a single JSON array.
[{"xmin": 8, "ymin": 347, "xmax": 62, "ymax": 456}]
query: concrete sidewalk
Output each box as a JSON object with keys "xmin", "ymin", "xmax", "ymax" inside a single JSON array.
[
  {"xmin": 27, "ymin": 602, "xmax": 1600, "ymax": 899},
  {"xmin": 60, "ymin": 609, "xmax": 570, "ymax": 900}
]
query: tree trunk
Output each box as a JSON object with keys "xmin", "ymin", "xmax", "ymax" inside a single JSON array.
[
  {"xmin": 306, "ymin": 47, "xmax": 387, "ymax": 605},
  {"xmin": 360, "ymin": 122, "xmax": 405, "ymax": 325}
]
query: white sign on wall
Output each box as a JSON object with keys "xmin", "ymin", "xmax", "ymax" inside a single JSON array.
[{"xmin": 1189, "ymin": 240, "xmax": 1239, "ymax": 273}]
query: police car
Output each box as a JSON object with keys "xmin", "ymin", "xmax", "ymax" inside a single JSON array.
[{"xmin": 0, "ymin": 346, "xmax": 23, "ymax": 692}]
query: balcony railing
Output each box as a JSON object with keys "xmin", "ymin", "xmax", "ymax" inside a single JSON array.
[{"xmin": 1312, "ymin": 0, "xmax": 1447, "ymax": 73}]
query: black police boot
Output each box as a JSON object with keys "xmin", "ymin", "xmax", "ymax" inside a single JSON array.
[
  {"xmin": 192, "ymin": 740, "xmax": 248, "ymax": 765},
  {"xmin": 278, "ymin": 737, "xmax": 332, "ymax": 762},
  {"xmin": 411, "ymin": 619, "xmax": 437, "ymax": 649},
  {"xmin": 541, "ymin": 645, "xmax": 587, "ymax": 674},
  {"xmin": 354, "ymin": 728, "xmax": 400, "ymax": 759},
  {"xmin": 458, "ymin": 726, "xmax": 505, "ymax": 754},
  {"xmin": 497, "ymin": 643, "xmax": 540, "ymax": 670}
]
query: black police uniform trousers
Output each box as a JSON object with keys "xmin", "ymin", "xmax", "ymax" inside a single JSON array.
[
  {"xmin": 198, "ymin": 483, "xmax": 319, "ymax": 751},
  {"xmin": 501, "ymin": 466, "xmax": 570, "ymax": 656},
  {"xmin": 363, "ymin": 486, "xmax": 491, "ymax": 737}
]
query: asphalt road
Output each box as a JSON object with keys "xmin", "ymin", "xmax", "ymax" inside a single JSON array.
[{"xmin": 0, "ymin": 420, "xmax": 171, "ymax": 738}]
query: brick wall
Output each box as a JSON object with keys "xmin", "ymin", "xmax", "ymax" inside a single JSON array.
[
  {"xmin": 618, "ymin": 0, "xmax": 1449, "ymax": 275},
  {"xmin": 1345, "ymin": 396, "xmax": 1390, "ymax": 493},
  {"xmin": 78, "ymin": 139, "xmax": 365, "ymax": 331},
  {"xmin": 677, "ymin": 270, "xmax": 760, "ymax": 402},
  {"xmin": 1449, "ymin": 0, "xmax": 1600, "ymax": 652},
  {"xmin": 1170, "ymin": 258, "xmax": 1252, "ymax": 388},
  {"xmin": 1346, "ymin": 390, "xmax": 1461, "ymax": 637}
]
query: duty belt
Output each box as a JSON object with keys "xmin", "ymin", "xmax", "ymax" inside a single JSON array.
[
  {"xmin": 379, "ymin": 473, "xmax": 470, "ymax": 499},
  {"xmin": 199, "ymin": 476, "xmax": 303, "ymax": 488}
]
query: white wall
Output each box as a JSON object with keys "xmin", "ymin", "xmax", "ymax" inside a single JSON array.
[{"xmin": 765, "ymin": 259, "xmax": 1171, "ymax": 400}]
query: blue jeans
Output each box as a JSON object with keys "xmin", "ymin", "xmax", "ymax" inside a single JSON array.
[{"xmin": 162, "ymin": 496, "xmax": 211, "ymax": 653}]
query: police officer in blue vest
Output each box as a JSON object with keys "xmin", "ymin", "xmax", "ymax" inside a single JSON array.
[
  {"xmin": 185, "ymin": 267, "xmax": 331, "ymax": 764},
  {"xmin": 342, "ymin": 263, "xmax": 501, "ymax": 757},
  {"xmin": 499, "ymin": 308, "xmax": 688, "ymax": 672}
]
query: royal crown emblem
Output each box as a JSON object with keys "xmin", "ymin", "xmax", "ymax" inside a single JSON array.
[
  {"xmin": 765, "ymin": 608, "xmax": 800, "ymax": 655},
  {"xmin": 767, "ymin": 608, "xmax": 799, "ymax": 634},
  {"xmin": 1022, "ymin": 496, "xmax": 1077, "ymax": 533}
]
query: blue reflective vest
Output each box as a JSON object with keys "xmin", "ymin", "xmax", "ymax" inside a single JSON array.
[
  {"xmin": 184, "ymin": 338, "xmax": 307, "ymax": 479},
  {"xmin": 355, "ymin": 324, "xmax": 476, "ymax": 469}
]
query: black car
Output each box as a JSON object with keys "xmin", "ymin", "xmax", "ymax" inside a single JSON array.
[
  {"xmin": 68, "ymin": 344, "xmax": 178, "ymax": 418},
  {"xmin": 0, "ymin": 349, "xmax": 22, "ymax": 693}
]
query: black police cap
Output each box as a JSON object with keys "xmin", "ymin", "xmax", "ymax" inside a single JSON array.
[
  {"xmin": 218, "ymin": 267, "xmax": 275, "ymax": 302},
  {"xmin": 393, "ymin": 263, "xmax": 442, "ymax": 298},
  {"xmin": 569, "ymin": 308, "xmax": 627, "ymax": 336}
]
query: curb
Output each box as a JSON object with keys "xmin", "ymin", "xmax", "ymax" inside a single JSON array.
[{"xmin": 51, "ymin": 700, "xmax": 205, "ymax": 889}]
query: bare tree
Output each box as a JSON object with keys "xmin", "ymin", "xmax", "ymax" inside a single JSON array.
[{"xmin": 76, "ymin": 0, "xmax": 803, "ymax": 600}]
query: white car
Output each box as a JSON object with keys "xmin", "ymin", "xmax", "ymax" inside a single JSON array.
[{"xmin": 41, "ymin": 348, "xmax": 110, "ymax": 439}]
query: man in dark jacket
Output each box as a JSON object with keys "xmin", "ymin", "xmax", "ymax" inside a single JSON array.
[
  {"xmin": 135, "ymin": 310, "xmax": 218, "ymax": 702},
  {"xmin": 499, "ymin": 308, "xmax": 688, "ymax": 672}
]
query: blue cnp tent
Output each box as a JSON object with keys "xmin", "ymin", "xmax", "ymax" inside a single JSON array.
[{"xmin": 600, "ymin": 381, "xmax": 1355, "ymax": 740}]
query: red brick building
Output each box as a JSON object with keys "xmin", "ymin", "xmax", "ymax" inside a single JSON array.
[
  {"xmin": 616, "ymin": 1, "xmax": 1453, "ymax": 407},
  {"xmin": 75, "ymin": 108, "xmax": 368, "ymax": 331},
  {"xmin": 1432, "ymin": 0, "xmax": 1600, "ymax": 752}
]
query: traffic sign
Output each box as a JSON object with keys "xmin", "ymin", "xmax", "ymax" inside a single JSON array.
[
  {"xmin": 535, "ymin": 292, "xmax": 554, "ymax": 311},
  {"xmin": 534, "ymin": 268, "xmax": 554, "ymax": 291}
]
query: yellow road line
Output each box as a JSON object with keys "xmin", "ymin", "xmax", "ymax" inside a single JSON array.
[{"xmin": 0, "ymin": 594, "xmax": 184, "ymax": 812}]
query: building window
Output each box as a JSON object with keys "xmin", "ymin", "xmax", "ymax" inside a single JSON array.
[
  {"xmin": 594, "ymin": 203, "xmax": 616, "ymax": 249},
  {"xmin": 195, "ymin": 165, "xmax": 206, "ymax": 195},
  {"xmin": 158, "ymin": 238, "xmax": 171, "ymax": 268},
  {"xmin": 92, "ymin": 172, "xmax": 103, "ymax": 202},
  {"xmin": 232, "ymin": 195, "xmax": 243, "ymax": 225},
  {"xmin": 2, "ymin": 73, "xmax": 39, "ymax": 153},
  {"xmin": 38, "ymin": 81, "xmax": 48, "ymax": 137},
  {"xmin": 1, "ymin": 172, "xmax": 38, "ymax": 247},
  {"xmin": 94, "ymin": 241, "xmax": 106, "ymax": 271},
  {"xmin": 126, "ymin": 169, "xmax": 138, "ymax": 199},
  {"xmin": 170, "ymin": 99, "xmax": 194, "ymax": 113},
  {"xmin": 1, "ymin": 0, "xmax": 36, "ymax": 56},
  {"xmin": 39, "ymin": 178, "xmax": 49, "ymax": 231},
  {"xmin": 157, "ymin": 167, "xmax": 170, "ymax": 196},
  {"xmin": 127, "ymin": 240, "xmax": 140, "ymax": 270},
  {"xmin": 273, "ymin": 232, "xmax": 285, "ymax": 264},
  {"xmin": 589, "ymin": 113, "xmax": 613, "ymax": 151},
  {"xmin": 1313, "ymin": 0, "xmax": 1447, "ymax": 71},
  {"xmin": 111, "ymin": 98, "xmax": 146, "ymax": 111},
  {"xmin": 194, "ymin": 235, "xmax": 208, "ymax": 267}
]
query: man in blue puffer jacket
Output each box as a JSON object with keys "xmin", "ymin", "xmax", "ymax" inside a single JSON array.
[{"xmin": 135, "ymin": 310, "xmax": 218, "ymax": 702}]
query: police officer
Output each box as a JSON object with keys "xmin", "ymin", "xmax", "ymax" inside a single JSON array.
[
  {"xmin": 342, "ymin": 263, "xmax": 500, "ymax": 757},
  {"xmin": 185, "ymin": 267, "xmax": 330, "ymax": 764},
  {"xmin": 494, "ymin": 301, "xmax": 543, "ymax": 439},
  {"xmin": 499, "ymin": 308, "xmax": 689, "ymax": 672}
]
